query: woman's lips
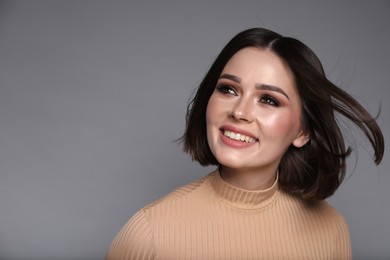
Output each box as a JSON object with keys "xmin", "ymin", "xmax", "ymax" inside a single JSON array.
[
  {"xmin": 222, "ymin": 130, "xmax": 257, "ymax": 143},
  {"xmin": 219, "ymin": 125, "xmax": 258, "ymax": 147}
]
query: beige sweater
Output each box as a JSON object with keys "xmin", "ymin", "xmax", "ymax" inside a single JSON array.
[{"xmin": 106, "ymin": 170, "xmax": 352, "ymax": 259}]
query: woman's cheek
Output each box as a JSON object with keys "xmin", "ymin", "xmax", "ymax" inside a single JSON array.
[{"xmin": 262, "ymin": 112, "xmax": 299, "ymax": 136}]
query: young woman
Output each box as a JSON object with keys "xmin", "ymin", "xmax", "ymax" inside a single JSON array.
[{"xmin": 106, "ymin": 28, "xmax": 384, "ymax": 259}]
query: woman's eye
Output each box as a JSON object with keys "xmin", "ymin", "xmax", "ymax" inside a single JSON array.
[
  {"xmin": 260, "ymin": 96, "xmax": 280, "ymax": 106},
  {"xmin": 216, "ymin": 85, "xmax": 236, "ymax": 95}
]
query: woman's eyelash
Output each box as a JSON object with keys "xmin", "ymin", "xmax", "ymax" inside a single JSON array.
[
  {"xmin": 216, "ymin": 85, "xmax": 280, "ymax": 106},
  {"xmin": 259, "ymin": 95, "xmax": 280, "ymax": 106},
  {"xmin": 216, "ymin": 85, "xmax": 236, "ymax": 95}
]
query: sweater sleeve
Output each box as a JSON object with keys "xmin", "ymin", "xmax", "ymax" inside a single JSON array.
[
  {"xmin": 333, "ymin": 214, "xmax": 352, "ymax": 260},
  {"xmin": 105, "ymin": 210, "xmax": 156, "ymax": 260}
]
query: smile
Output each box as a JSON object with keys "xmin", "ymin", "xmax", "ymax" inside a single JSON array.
[{"xmin": 223, "ymin": 130, "xmax": 257, "ymax": 143}]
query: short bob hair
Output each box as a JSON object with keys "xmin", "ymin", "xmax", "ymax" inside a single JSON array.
[{"xmin": 182, "ymin": 28, "xmax": 384, "ymax": 200}]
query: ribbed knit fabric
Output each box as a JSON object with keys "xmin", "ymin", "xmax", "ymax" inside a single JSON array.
[{"xmin": 106, "ymin": 170, "xmax": 352, "ymax": 259}]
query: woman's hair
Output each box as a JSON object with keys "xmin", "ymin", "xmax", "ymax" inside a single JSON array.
[{"xmin": 182, "ymin": 28, "xmax": 384, "ymax": 200}]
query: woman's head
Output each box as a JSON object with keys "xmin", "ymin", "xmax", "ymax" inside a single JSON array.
[
  {"xmin": 182, "ymin": 28, "xmax": 384, "ymax": 200},
  {"xmin": 205, "ymin": 47, "xmax": 309, "ymax": 185}
]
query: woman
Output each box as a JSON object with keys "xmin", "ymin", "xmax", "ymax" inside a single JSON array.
[{"xmin": 106, "ymin": 28, "xmax": 384, "ymax": 259}]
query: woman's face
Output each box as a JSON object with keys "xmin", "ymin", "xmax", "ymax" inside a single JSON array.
[{"xmin": 206, "ymin": 47, "xmax": 309, "ymax": 175}]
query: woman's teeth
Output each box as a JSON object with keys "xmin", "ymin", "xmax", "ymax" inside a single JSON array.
[{"xmin": 223, "ymin": 130, "xmax": 256, "ymax": 143}]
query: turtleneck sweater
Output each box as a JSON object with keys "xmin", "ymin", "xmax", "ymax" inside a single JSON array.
[{"xmin": 106, "ymin": 170, "xmax": 351, "ymax": 259}]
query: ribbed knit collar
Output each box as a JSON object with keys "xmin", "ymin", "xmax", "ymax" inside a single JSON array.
[{"xmin": 208, "ymin": 170, "xmax": 279, "ymax": 210}]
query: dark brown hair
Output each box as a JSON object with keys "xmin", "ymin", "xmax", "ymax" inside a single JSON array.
[{"xmin": 182, "ymin": 28, "xmax": 384, "ymax": 200}]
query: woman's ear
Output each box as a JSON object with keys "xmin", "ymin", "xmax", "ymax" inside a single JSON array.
[{"xmin": 292, "ymin": 130, "xmax": 310, "ymax": 148}]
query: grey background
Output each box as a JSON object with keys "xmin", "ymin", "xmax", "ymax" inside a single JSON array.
[{"xmin": 0, "ymin": 0, "xmax": 389, "ymax": 259}]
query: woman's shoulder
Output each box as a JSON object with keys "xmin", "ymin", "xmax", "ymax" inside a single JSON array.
[
  {"xmin": 279, "ymin": 189, "xmax": 348, "ymax": 228},
  {"xmin": 142, "ymin": 172, "xmax": 213, "ymax": 211}
]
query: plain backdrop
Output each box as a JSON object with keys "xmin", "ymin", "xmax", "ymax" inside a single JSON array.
[{"xmin": 0, "ymin": 1, "xmax": 389, "ymax": 259}]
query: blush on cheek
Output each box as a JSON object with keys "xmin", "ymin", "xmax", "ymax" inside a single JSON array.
[
  {"xmin": 206, "ymin": 95, "xmax": 219, "ymax": 113},
  {"xmin": 264, "ymin": 114, "xmax": 300, "ymax": 137}
]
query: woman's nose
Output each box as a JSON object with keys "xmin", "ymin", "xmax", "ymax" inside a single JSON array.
[{"xmin": 230, "ymin": 98, "xmax": 254, "ymax": 123}]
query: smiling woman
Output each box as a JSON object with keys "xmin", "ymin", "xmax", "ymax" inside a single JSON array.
[
  {"xmin": 105, "ymin": 28, "xmax": 384, "ymax": 259},
  {"xmin": 206, "ymin": 48, "xmax": 308, "ymax": 191}
]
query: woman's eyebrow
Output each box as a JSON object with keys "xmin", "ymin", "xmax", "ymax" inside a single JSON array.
[
  {"xmin": 219, "ymin": 73, "xmax": 241, "ymax": 83},
  {"xmin": 219, "ymin": 73, "xmax": 290, "ymax": 100},
  {"xmin": 255, "ymin": 84, "xmax": 290, "ymax": 100}
]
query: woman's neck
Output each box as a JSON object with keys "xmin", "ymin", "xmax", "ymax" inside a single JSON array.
[{"xmin": 219, "ymin": 166, "xmax": 277, "ymax": 191}]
